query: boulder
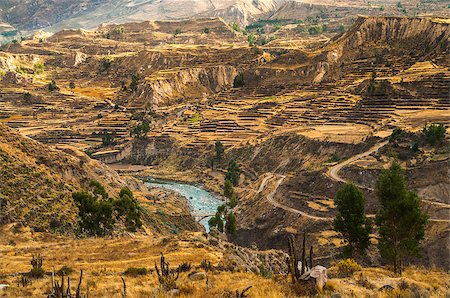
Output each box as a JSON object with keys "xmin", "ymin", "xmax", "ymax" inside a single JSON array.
[{"xmin": 188, "ymin": 271, "xmax": 207, "ymax": 281}]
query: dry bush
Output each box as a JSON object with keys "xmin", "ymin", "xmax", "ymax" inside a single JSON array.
[
  {"xmin": 124, "ymin": 267, "xmax": 148, "ymax": 277},
  {"xmin": 331, "ymin": 258, "xmax": 362, "ymax": 278},
  {"xmin": 356, "ymin": 273, "xmax": 375, "ymax": 289}
]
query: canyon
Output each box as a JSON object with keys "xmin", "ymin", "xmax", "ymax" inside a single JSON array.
[{"xmin": 0, "ymin": 6, "xmax": 449, "ymax": 298}]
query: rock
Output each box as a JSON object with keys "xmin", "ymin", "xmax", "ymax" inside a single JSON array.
[
  {"xmin": 310, "ymin": 265, "xmax": 327, "ymax": 290},
  {"xmin": 188, "ymin": 271, "xmax": 207, "ymax": 281},
  {"xmin": 166, "ymin": 289, "xmax": 180, "ymax": 296}
]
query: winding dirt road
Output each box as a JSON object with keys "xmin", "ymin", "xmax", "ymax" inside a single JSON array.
[
  {"xmin": 326, "ymin": 140, "xmax": 450, "ymax": 223},
  {"xmin": 264, "ymin": 174, "xmax": 333, "ymax": 221},
  {"xmin": 260, "ymin": 140, "xmax": 449, "ymax": 223},
  {"xmin": 327, "ymin": 141, "xmax": 389, "ymax": 185}
]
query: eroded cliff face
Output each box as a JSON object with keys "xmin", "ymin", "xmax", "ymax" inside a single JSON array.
[
  {"xmin": 309, "ymin": 16, "xmax": 450, "ymax": 83},
  {"xmin": 137, "ymin": 65, "xmax": 238, "ymax": 107},
  {"xmin": 331, "ymin": 16, "xmax": 449, "ymax": 60}
]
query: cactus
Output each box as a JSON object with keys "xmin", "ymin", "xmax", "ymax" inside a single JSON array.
[
  {"xmin": 155, "ymin": 253, "xmax": 179, "ymax": 291},
  {"xmin": 30, "ymin": 254, "xmax": 45, "ymax": 278},
  {"xmin": 287, "ymin": 231, "xmax": 314, "ymax": 283},
  {"xmin": 47, "ymin": 269, "xmax": 86, "ymax": 298}
]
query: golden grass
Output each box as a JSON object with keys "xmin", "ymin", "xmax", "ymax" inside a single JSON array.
[{"xmin": 1, "ymin": 227, "xmax": 449, "ymax": 297}]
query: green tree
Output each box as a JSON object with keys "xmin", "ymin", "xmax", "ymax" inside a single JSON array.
[
  {"xmin": 225, "ymin": 160, "xmax": 241, "ymax": 186},
  {"xmin": 72, "ymin": 192, "xmax": 115, "ymax": 236},
  {"xmin": 333, "ymin": 183, "xmax": 372, "ymax": 258},
  {"xmin": 89, "ymin": 180, "xmax": 108, "ymax": 199},
  {"xmin": 99, "ymin": 56, "xmax": 113, "ymax": 72},
  {"xmin": 247, "ymin": 33, "xmax": 257, "ymax": 46},
  {"xmin": 114, "ymin": 187, "xmax": 142, "ymax": 232},
  {"xmin": 130, "ymin": 73, "xmax": 140, "ymax": 92},
  {"xmin": 228, "ymin": 194, "xmax": 238, "ymax": 208},
  {"xmin": 215, "ymin": 140, "xmax": 224, "ymax": 161},
  {"xmin": 231, "ymin": 22, "xmax": 241, "ymax": 32},
  {"xmin": 225, "ymin": 212, "xmax": 237, "ymax": 235},
  {"xmin": 69, "ymin": 81, "xmax": 75, "ymax": 90},
  {"xmin": 423, "ymin": 123, "xmax": 446, "ymax": 146},
  {"xmin": 375, "ymin": 161, "xmax": 428, "ymax": 275},
  {"xmin": 130, "ymin": 120, "xmax": 150, "ymax": 138},
  {"xmin": 224, "ymin": 179, "xmax": 234, "ymax": 198},
  {"xmin": 23, "ymin": 92, "xmax": 32, "ymax": 103},
  {"xmin": 102, "ymin": 132, "xmax": 114, "ymax": 146},
  {"xmin": 48, "ymin": 80, "xmax": 59, "ymax": 92}
]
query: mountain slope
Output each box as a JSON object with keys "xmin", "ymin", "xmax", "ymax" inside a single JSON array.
[
  {"xmin": 0, "ymin": 0, "xmax": 285, "ymax": 32},
  {"xmin": 0, "ymin": 123, "xmax": 135, "ymax": 231}
]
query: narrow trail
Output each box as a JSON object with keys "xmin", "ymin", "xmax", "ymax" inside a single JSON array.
[
  {"xmin": 326, "ymin": 140, "xmax": 450, "ymax": 223},
  {"xmin": 263, "ymin": 174, "xmax": 333, "ymax": 221}
]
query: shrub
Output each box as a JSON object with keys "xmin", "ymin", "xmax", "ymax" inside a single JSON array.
[
  {"xmin": 33, "ymin": 62, "xmax": 45, "ymax": 74},
  {"xmin": 114, "ymin": 26, "xmax": 124, "ymax": 34},
  {"xmin": 48, "ymin": 80, "xmax": 59, "ymax": 91},
  {"xmin": 233, "ymin": 73, "xmax": 245, "ymax": 87},
  {"xmin": 30, "ymin": 267, "xmax": 45, "ymax": 278},
  {"xmin": 259, "ymin": 265, "xmax": 272, "ymax": 278},
  {"xmin": 129, "ymin": 73, "xmax": 140, "ymax": 92},
  {"xmin": 178, "ymin": 262, "xmax": 192, "ymax": 273},
  {"xmin": 356, "ymin": 273, "xmax": 375, "ymax": 289},
  {"xmin": 332, "ymin": 258, "xmax": 362, "ymax": 278},
  {"xmin": 124, "ymin": 267, "xmax": 147, "ymax": 276},
  {"xmin": 389, "ymin": 128, "xmax": 404, "ymax": 143},
  {"xmin": 99, "ymin": 56, "xmax": 113, "ymax": 72},
  {"xmin": 23, "ymin": 92, "xmax": 32, "ymax": 103},
  {"xmin": 56, "ymin": 266, "xmax": 74, "ymax": 276}
]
